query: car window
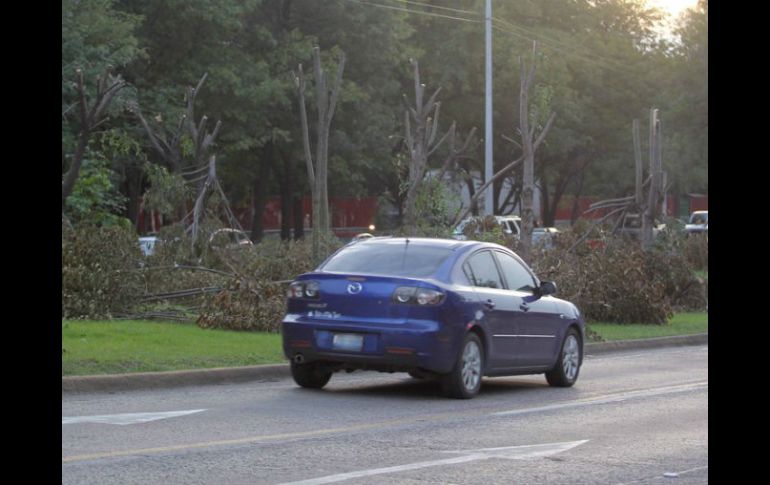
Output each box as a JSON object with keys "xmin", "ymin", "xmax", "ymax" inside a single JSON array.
[
  {"xmin": 494, "ymin": 251, "xmax": 537, "ymax": 293},
  {"xmin": 321, "ymin": 243, "xmax": 454, "ymax": 278},
  {"xmin": 465, "ymin": 251, "xmax": 504, "ymax": 289}
]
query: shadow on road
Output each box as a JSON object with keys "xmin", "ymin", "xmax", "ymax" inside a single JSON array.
[{"xmin": 289, "ymin": 375, "xmax": 553, "ymax": 401}]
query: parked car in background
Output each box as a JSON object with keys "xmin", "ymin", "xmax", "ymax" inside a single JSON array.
[
  {"xmin": 282, "ymin": 237, "xmax": 585, "ymax": 399},
  {"xmin": 615, "ymin": 213, "xmax": 666, "ymax": 240},
  {"xmin": 685, "ymin": 211, "xmax": 708, "ymax": 234},
  {"xmin": 452, "ymin": 215, "xmax": 521, "ymax": 241},
  {"xmin": 208, "ymin": 228, "xmax": 253, "ymax": 249},
  {"xmin": 532, "ymin": 227, "xmax": 560, "ymax": 248},
  {"xmin": 139, "ymin": 236, "xmax": 160, "ymax": 257}
]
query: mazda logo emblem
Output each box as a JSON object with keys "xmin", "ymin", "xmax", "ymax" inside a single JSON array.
[{"xmin": 347, "ymin": 282, "xmax": 363, "ymax": 294}]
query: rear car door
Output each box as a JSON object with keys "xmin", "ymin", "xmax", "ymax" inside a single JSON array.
[{"xmin": 464, "ymin": 250, "xmax": 521, "ymax": 368}]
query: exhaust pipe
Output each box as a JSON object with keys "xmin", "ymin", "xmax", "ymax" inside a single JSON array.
[{"xmin": 293, "ymin": 354, "xmax": 305, "ymax": 364}]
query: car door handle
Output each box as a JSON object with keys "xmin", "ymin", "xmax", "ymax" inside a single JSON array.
[
  {"xmin": 484, "ymin": 299, "xmax": 496, "ymax": 310},
  {"xmin": 519, "ymin": 302, "xmax": 530, "ymax": 312}
]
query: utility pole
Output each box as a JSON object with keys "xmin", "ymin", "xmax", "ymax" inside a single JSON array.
[{"xmin": 484, "ymin": 0, "xmax": 494, "ymax": 216}]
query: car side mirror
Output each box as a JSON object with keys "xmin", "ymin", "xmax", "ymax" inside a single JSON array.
[{"xmin": 539, "ymin": 281, "xmax": 557, "ymax": 296}]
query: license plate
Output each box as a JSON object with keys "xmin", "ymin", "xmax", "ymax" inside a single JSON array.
[{"xmin": 332, "ymin": 333, "xmax": 363, "ymax": 352}]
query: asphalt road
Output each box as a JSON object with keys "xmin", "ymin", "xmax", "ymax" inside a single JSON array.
[{"xmin": 62, "ymin": 345, "xmax": 708, "ymax": 485}]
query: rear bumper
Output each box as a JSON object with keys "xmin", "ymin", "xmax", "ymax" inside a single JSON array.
[{"xmin": 281, "ymin": 314, "xmax": 459, "ymax": 374}]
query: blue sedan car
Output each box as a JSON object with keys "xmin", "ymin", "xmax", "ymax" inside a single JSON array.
[{"xmin": 282, "ymin": 237, "xmax": 584, "ymax": 398}]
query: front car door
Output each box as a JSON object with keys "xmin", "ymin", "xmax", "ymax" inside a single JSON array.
[{"xmin": 492, "ymin": 250, "xmax": 560, "ymax": 367}]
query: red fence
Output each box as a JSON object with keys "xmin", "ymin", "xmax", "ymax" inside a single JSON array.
[
  {"xmin": 551, "ymin": 194, "xmax": 706, "ymax": 224},
  {"xmin": 138, "ymin": 196, "xmax": 379, "ymax": 237}
]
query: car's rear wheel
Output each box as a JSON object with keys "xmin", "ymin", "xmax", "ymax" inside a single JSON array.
[
  {"xmin": 546, "ymin": 328, "xmax": 581, "ymax": 387},
  {"xmin": 290, "ymin": 361, "xmax": 332, "ymax": 389},
  {"xmin": 442, "ymin": 333, "xmax": 483, "ymax": 399}
]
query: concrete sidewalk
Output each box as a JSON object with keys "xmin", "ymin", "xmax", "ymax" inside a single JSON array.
[{"xmin": 62, "ymin": 333, "xmax": 708, "ymax": 394}]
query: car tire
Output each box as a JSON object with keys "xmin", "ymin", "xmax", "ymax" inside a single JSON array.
[
  {"xmin": 441, "ymin": 333, "xmax": 484, "ymax": 399},
  {"xmin": 290, "ymin": 361, "xmax": 332, "ymax": 389},
  {"xmin": 546, "ymin": 328, "xmax": 581, "ymax": 387}
]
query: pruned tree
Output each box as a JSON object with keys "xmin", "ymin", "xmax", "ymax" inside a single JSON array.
[
  {"xmin": 295, "ymin": 47, "xmax": 346, "ymax": 262},
  {"xmin": 451, "ymin": 43, "xmax": 555, "ymax": 253},
  {"xmin": 186, "ymin": 155, "xmax": 244, "ymax": 252},
  {"xmin": 401, "ymin": 59, "xmax": 476, "ymax": 234},
  {"xmin": 62, "ymin": 68, "xmax": 126, "ymax": 209},
  {"xmin": 131, "ymin": 74, "xmax": 234, "ymax": 252},
  {"xmin": 131, "ymin": 73, "xmax": 221, "ymax": 179},
  {"xmin": 518, "ymin": 41, "xmax": 554, "ymax": 263},
  {"xmin": 450, "ymin": 111, "xmax": 554, "ymax": 229},
  {"xmin": 568, "ymin": 109, "xmax": 667, "ymax": 252}
]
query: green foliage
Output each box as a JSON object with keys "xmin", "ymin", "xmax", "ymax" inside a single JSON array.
[
  {"xmin": 62, "ymin": 224, "xmax": 144, "ymax": 319},
  {"xmin": 142, "ymin": 164, "xmax": 191, "ymax": 216},
  {"xmin": 62, "ymin": 0, "xmax": 143, "ymax": 153},
  {"xmin": 412, "ymin": 177, "xmax": 453, "ymax": 228},
  {"xmin": 64, "ymin": 156, "xmax": 130, "ymax": 228}
]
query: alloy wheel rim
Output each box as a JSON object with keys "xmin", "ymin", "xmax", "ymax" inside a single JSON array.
[
  {"xmin": 461, "ymin": 341, "xmax": 481, "ymax": 391},
  {"xmin": 562, "ymin": 335, "xmax": 580, "ymax": 381}
]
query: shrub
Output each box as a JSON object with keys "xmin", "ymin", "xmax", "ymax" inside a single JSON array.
[
  {"xmin": 62, "ymin": 223, "xmax": 144, "ymax": 319},
  {"xmin": 530, "ymin": 227, "xmax": 708, "ymax": 324},
  {"xmin": 682, "ymin": 232, "xmax": 708, "ymax": 271},
  {"xmin": 197, "ymin": 276, "xmax": 287, "ymax": 332},
  {"xmin": 196, "ymin": 237, "xmax": 344, "ymax": 331}
]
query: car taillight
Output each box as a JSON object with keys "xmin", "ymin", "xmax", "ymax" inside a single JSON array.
[
  {"xmin": 288, "ymin": 281, "xmax": 320, "ymax": 299},
  {"xmin": 304, "ymin": 281, "xmax": 320, "ymax": 298},
  {"xmin": 392, "ymin": 286, "xmax": 444, "ymax": 306}
]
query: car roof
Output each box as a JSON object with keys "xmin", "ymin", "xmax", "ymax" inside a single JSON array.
[{"xmin": 353, "ymin": 236, "xmax": 474, "ymax": 250}]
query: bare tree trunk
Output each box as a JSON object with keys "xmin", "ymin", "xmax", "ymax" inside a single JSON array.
[
  {"xmin": 569, "ymin": 169, "xmax": 586, "ymax": 225},
  {"xmin": 519, "ymin": 44, "xmax": 538, "ymax": 263},
  {"xmin": 279, "ymin": 148, "xmax": 292, "ymax": 241},
  {"xmin": 250, "ymin": 156, "xmax": 271, "ymax": 243},
  {"xmin": 295, "ymin": 47, "xmax": 345, "ymax": 261},
  {"xmin": 642, "ymin": 109, "xmax": 660, "ymax": 248},
  {"xmin": 292, "ymin": 195, "xmax": 304, "ymax": 240}
]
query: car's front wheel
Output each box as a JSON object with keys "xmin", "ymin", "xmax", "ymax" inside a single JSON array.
[
  {"xmin": 442, "ymin": 333, "xmax": 484, "ymax": 399},
  {"xmin": 290, "ymin": 361, "xmax": 332, "ymax": 389},
  {"xmin": 546, "ymin": 328, "xmax": 581, "ymax": 387}
]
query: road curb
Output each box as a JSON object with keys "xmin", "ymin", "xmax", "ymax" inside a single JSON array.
[
  {"xmin": 584, "ymin": 333, "xmax": 707, "ymax": 354},
  {"xmin": 62, "ymin": 333, "xmax": 707, "ymax": 394}
]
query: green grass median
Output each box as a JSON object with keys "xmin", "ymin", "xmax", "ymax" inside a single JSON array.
[
  {"xmin": 63, "ymin": 312, "xmax": 708, "ymax": 376},
  {"xmin": 62, "ymin": 320, "xmax": 284, "ymax": 376},
  {"xmin": 588, "ymin": 312, "xmax": 708, "ymax": 341}
]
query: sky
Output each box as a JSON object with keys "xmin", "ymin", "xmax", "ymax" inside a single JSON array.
[
  {"xmin": 647, "ymin": 0, "xmax": 699, "ymax": 20},
  {"xmin": 646, "ymin": 0, "xmax": 700, "ymax": 38}
]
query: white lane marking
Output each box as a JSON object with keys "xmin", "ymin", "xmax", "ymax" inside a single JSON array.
[
  {"xmin": 492, "ymin": 382, "xmax": 707, "ymax": 417},
  {"xmin": 62, "ymin": 409, "xmax": 206, "ymax": 426},
  {"xmin": 276, "ymin": 440, "xmax": 588, "ymax": 485},
  {"xmin": 614, "ymin": 465, "xmax": 708, "ymax": 484}
]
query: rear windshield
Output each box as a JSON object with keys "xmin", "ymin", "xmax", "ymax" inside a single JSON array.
[{"xmin": 321, "ymin": 243, "xmax": 454, "ymax": 278}]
